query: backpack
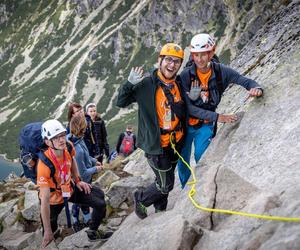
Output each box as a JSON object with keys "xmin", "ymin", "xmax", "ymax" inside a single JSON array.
[
  {"xmin": 19, "ymin": 122, "xmax": 72, "ymax": 185},
  {"xmin": 120, "ymin": 132, "xmax": 134, "ymax": 156}
]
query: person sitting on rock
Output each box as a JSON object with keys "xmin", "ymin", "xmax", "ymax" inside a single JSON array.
[
  {"xmin": 68, "ymin": 115, "xmax": 103, "ymax": 232},
  {"xmin": 117, "ymin": 43, "xmax": 187, "ymax": 219},
  {"xmin": 37, "ymin": 119, "xmax": 112, "ymax": 248},
  {"xmin": 116, "ymin": 125, "xmax": 137, "ymax": 157},
  {"xmin": 177, "ymin": 33, "xmax": 264, "ymax": 188}
]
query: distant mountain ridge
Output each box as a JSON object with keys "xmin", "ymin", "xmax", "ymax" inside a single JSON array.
[{"xmin": 0, "ymin": 0, "xmax": 290, "ymax": 159}]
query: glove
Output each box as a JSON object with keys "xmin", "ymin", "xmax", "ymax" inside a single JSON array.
[
  {"xmin": 188, "ymin": 80, "xmax": 201, "ymax": 101},
  {"xmin": 128, "ymin": 67, "xmax": 144, "ymax": 85}
]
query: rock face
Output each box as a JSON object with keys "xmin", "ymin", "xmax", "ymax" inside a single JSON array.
[{"xmin": 100, "ymin": 1, "xmax": 300, "ymax": 249}]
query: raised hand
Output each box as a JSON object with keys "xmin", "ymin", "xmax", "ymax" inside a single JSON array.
[
  {"xmin": 187, "ymin": 80, "xmax": 201, "ymax": 101},
  {"xmin": 128, "ymin": 67, "xmax": 144, "ymax": 85}
]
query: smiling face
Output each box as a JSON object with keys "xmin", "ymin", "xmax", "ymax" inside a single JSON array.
[
  {"xmin": 87, "ymin": 106, "xmax": 97, "ymax": 121},
  {"xmin": 158, "ymin": 56, "xmax": 182, "ymax": 79},
  {"xmin": 192, "ymin": 51, "xmax": 214, "ymax": 72}
]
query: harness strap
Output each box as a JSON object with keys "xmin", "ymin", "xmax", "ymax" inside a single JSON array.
[{"xmin": 160, "ymin": 122, "xmax": 183, "ymax": 135}]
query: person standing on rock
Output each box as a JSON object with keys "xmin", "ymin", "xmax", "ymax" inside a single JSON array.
[
  {"xmin": 116, "ymin": 125, "xmax": 137, "ymax": 157},
  {"xmin": 67, "ymin": 102, "xmax": 100, "ymax": 159},
  {"xmin": 86, "ymin": 103, "xmax": 110, "ymax": 163},
  {"xmin": 177, "ymin": 33, "xmax": 263, "ymax": 188},
  {"xmin": 117, "ymin": 43, "xmax": 187, "ymax": 219},
  {"xmin": 37, "ymin": 119, "xmax": 112, "ymax": 248}
]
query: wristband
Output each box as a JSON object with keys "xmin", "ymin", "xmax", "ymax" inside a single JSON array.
[{"xmin": 74, "ymin": 176, "xmax": 81, "ymax": 184}]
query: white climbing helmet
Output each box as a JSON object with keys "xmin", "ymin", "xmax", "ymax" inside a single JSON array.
[
  {"xmin": 41, "ymin": 119, "xmax": 66, "ymax": 140},
  {"xmin": 190, "ymin": 33, "xmax": 215, "ymax": 53}
]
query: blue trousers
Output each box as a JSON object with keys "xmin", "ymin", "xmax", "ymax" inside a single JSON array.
[{"xmin": 177, "ymin": 124, "xmax": 214, "ymax": 188}]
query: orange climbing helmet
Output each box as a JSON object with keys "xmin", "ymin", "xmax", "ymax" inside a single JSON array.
[{"xmin": 159, "ymin": 43, "xmax": 184, "ymax": 59}]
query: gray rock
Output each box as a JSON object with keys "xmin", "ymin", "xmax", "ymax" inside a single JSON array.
[
  {"xmin": 0, "ymin": 198, "xmax": 18, "ymax": 220},
  {"xmin": 21, "ymin": 190, "xmax": 40, "ymax": 221},
  {"xmin": 23, "ymin": 181, "xmax": 35, "ymax": 190},
  {"xmin": 94, "ymin": 170, "xmax": 120, "ymax": 190},
  {"xmin": 101, "ymin": 212, "xmax": 201, "ymax": 250},
  {"xmin": 106, "ymin": 176, "xmax": 153, "ymax": 208},
  {"xmin": 3, "ymin": 204, "xmax": 18, "ymax": 227},
  {"xmin": 57, "ymin": 229, "xmax": 94, "ymax": 249},
  {"xmin": 107, "ymin": 217, "xmax": 123, "ymax": 228},
  {"xmin": 123, "ymin": 150, "xmax": 155, "ymax": 181},
  {"xmin": 0, "ymin": 229, "xmax": 35, "ymax": 250}
]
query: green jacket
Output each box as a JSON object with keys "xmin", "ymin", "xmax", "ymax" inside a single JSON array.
[{"xmin": 116, "ymin": 69, "xmax": 185, "ymax": 155}]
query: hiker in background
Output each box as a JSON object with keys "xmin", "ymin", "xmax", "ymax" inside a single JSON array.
[
  {"xmin": 86, "ymin": 103, "xmax": 110, "ymax": 163},
  {"xmin": 67, "ymin": 102, "xmax": 100, "ymax": 159},
  {"xmin": 177, "ymin": 33, "xmax": 264, "ymax": 188},
  {"xmin": 116, "ymin": 125, "xmax": 137, "ymax": 157},
  {"xmin": 37, "ymin": 119, "xmax": 112, "ymax": 248},
  {"xmin": 117, "ymin": 43, "xmax": 186, "ymax": 219},
  {"xmin": 68, "ymin": 115, "xmax": 103, "ymax": 232}
]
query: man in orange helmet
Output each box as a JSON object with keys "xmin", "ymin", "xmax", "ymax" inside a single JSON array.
[{"xmin": 117, "ymin": 43, "xmax": 187, "ymax": 219}]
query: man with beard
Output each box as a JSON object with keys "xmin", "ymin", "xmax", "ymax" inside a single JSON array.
[{"xmin": 117, "ymin": 43, "xmax": 186, "ymax": 219}]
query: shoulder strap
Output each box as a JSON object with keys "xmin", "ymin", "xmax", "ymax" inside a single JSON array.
[
  {"xmin": 66, "ymin": 141, "xmax": 72, "ymax": 155},
  {"xmin": 212, "ymin": 62, "xmax": 224, "ymax": 96},
  {"xmin": 38, "ymin": 152, "xmax": 58, "ymax": 191}
]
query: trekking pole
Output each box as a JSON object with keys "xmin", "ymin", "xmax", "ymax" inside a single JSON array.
[{"xmin": 63, "ymin": 198, "xmax": 72, "ymax": 228}]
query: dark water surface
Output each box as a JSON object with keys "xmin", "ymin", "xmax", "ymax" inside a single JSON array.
[{"xmin": 0, "ymin": 156, "xmax": 22, "ymax": 180}]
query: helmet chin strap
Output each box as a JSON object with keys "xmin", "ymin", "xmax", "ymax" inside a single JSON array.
[{"xmin": 50, "ymin": 139, "xmax": 61, "ymax": 152}]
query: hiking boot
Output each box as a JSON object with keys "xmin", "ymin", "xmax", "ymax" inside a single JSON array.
[
  {"xmin": 83, "ymin": 219, "xmax": 92, "ymax": 228},
  {"xmin": 73, "ymin": 222, "xmax": 85, "ymax": 232},
  {"xmin": 86, "ymin": 229, "xmax": 113, "ymax": 242},
  {"xmin": 133, "ymin": 190, "xmax": 147, "ymax": 219},
  {"xmin": 53, "ymin": 228, "xmax": 61, "ymax": 239}
]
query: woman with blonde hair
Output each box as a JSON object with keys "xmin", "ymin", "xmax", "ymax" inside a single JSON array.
[{"xmin": 68, "ymin": 115, "xmax": 103, "ymax": 232}]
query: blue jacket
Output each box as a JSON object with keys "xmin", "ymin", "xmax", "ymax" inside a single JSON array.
[
  {"xmin": 180, "ymin": 62, "xmax": 263, "ymax": 122},
  {"xmin": 67, "ymin": 135, "xmax": 98, "ymax": 183}
]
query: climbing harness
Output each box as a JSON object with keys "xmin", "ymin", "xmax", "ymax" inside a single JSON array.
[{"xmin": 170, "ymin": 133, "xmax": 300, "ymax": 222}]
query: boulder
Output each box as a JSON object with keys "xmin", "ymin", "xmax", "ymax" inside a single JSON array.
[
  {"xmin": 0, "ymin": 229, "xmax": 36, "ymax": 250},
  {"xmin": 21, "ymin": 190, "xmax": 40, "ymax": 221},
  {"xmin": 57, "ymin": 229, "xmax": 95, "ymax": 250},
  {"xmin": 106, "ymin": 176, "xmax": 153, "ymax": 208},
  {"xmin": 0, "ymin": 198, "xmax": 18, "ymax": 220},
  {"xmin": 94, "ymin": 170, "xmax": 120, "ymax": 190},
  {"xmin": 101, "ymin": 212, "xmax": 201, "ymax": 250}
]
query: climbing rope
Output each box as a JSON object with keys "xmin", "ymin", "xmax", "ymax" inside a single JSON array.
[{"xmin": 170, "ymin": 134, "xmax": 300, "ymax": 222}]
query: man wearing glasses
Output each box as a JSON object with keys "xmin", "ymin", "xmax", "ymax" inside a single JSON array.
[{"xmin": 117, "ymin": 43, "xmax": 186, "ymax": 219}]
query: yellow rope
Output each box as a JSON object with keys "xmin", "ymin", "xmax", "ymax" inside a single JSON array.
[{"xmin": 170, "ymin": 136, "xmax": 300, "ymax": 222}]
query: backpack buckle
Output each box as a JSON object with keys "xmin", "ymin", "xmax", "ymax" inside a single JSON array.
[{"xmin": 20, "ymin": 152, "xmax": 34, "ymax": 168}]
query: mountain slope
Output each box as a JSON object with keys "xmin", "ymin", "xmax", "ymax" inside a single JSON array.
[{"xmin": 0, "ymin": 0, "xmax": 290, "ymax": 159}]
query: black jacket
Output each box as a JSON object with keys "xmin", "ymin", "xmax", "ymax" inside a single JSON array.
[
  {"xmin": 94, "ymin": 115, "xmax": 110, "ymax": 158},
  {"xmin": 83, "ymin": 114, "xmax": 100, "ymax": 158},
  {"xmin": 116, "ymin": 68, "xmax": 187, "ymax": 155}
]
